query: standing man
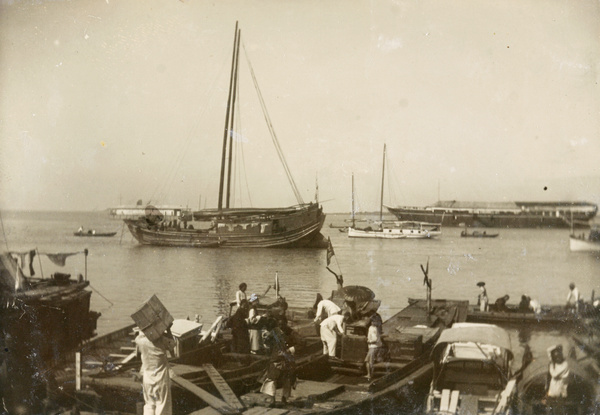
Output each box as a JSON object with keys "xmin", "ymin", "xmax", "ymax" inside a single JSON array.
[
  {"xmin": 320, "ymin": 312, "xmax": 350, "ymax": 357},
  {"xmin": 364, "ymin": 315, "xmax": 383, "ymax": 382},
  {"xmin": 135, "ymin": 326, "xmax": 176, "ymax": 415},
  {"xmin": 546, "ymin": 344, "xmax": 569, "ymax": 414},
  {"xmin": 477, "ymin": 282, "xmax": 489, "ymax": 312},
  {"xmin": 566, "ymin": 283, "xmax": 580, "ymax": 313}
]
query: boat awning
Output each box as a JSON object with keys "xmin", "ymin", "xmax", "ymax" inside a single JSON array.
[{"xmin": 432, "ymin": 323, "xmax": 512, "ymax": 359}]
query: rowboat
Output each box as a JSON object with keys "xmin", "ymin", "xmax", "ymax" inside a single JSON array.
[
  {"xmin": 460, "ymin": 230, "xmax": 499, "ymax": 238},
  {"xmin": 74, "ymin": 230, "xmax": 117, "ymax": 237}
]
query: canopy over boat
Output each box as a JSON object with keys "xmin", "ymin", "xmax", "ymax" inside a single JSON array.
[{"xmin": 432, "ymin": 323, "xmax": 513, "ymax": 359}]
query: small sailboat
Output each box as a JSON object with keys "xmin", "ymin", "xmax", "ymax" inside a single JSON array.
[
  {"xmin": 123, "ymin": 23, "xmax": 326, "ymax": 248},
  {"xmin": 348, "ymin": 144, "xmax": 441, "ymax": 239}
]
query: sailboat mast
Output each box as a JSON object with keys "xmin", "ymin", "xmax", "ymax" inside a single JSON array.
[
  {"xmin": 226, "ymin": 28, "xmax": 241, "ymax": 209},
  {"xmin": 352, "ymin": 173, "xmax": 356, "ymax": 228},
  {"xmin": 379, "ymin": 144, "xmax": 386, "ymax": 222},
  {"xmin": 218, "ymin": 22, "xmax": 240, "ymax": 213}
]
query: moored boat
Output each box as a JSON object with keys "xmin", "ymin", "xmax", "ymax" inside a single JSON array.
[
  {"xmin": 424, "ymin": 323, "xmax": 518, "ymax": 415},
  {"xmin": 466, "ymin": 303, "xmax": 593, "ymax": 326},
  {"xmin": 0, "ymin": 249, "xmax": 101, "ymax": 414},
  {"xmin": 460, "ymin": 230, "xmax": 499, "ymax": 238},
  {"xmin": 348, "ymin": 145, "xmax": 441, "ymax": 240},
  {"xmin": 569, "ymin": 225, "xmax": 600, "ymax": 252},
  {"xmin": 74, "ymin": 230, "xmax": 117, "ymax": 237},
  {"xmin": 215, "ymin": 298, "xmax": 469, "ymax": 415},
  {"xmin": 123, "ymin": 24, "xmax": 326, "ymax": 249},
  {"xmin": 386, "ymin": 200, "xmax": 598, "ymax": 229}
]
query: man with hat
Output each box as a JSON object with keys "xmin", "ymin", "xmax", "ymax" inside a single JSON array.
[{"xmin": 477, "ymin": 282, "xmax": 489, "ymax": 312}]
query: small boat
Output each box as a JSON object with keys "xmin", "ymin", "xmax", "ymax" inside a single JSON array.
[
  {"xmin": 460, "ymin": 230, "xmax": 499, "ymax": 238},
  {"xmin": 348, "ymin": 145, "xmax": 441, "ymax": 240},
  {"xmin": 466, "ymin": 303, "xmax": 589, "ymax": 326},
  {"xmin": 424, "ymin": 323, "xmax": 518, "ymax": 415},
  {"xmin": 569, "ymin": 225, "xmax": 600, "ymax": 252},
  {"xmin": 74, "ymin": 230, "xmax": 117, "ymax": 237}
]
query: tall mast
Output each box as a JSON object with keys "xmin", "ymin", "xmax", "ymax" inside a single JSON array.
[
  {"xmin": 226, "ymin": 27, "xmax": 241, "ymax": 209},
  {"xmin": 379, "ymin": 143, "xmax": 386, "ymax": 222},
  {"xmin": 352, "ymin": 173, "xmax": 355, "ymax": 228},
  {"xmin": 218, "ymin": 22, "xmax": 240, "ymax": 213}
]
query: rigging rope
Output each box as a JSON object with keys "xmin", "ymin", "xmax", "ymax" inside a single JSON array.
[{"xmin": 241, "ymin": 40, "xmax": 304, "ymax": 205}]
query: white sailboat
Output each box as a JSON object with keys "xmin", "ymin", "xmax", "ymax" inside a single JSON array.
[{"xmin": 348, "ymin": 144, "xmax": 441, "ymax": 239}]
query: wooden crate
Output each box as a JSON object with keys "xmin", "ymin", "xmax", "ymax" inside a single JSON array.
[
  {"xmin": 131, "ymin": 294, "xmax": 174, "ymax": 342},
  {"xmin": 384, "ymin": 333, "xmax": 423, "ymax": 361},
  {"xmin": 341, "ymin": 334, "xmax": 368, "ymax": 362}
]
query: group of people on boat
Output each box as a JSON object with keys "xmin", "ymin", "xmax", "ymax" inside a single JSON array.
[
  {"xmin": 476, "ymin": 281, "xmax": 594, "ymax": 315},
  {"xmin": 76, "ymin": 226, "xmax": 96, "ymax": 235}
]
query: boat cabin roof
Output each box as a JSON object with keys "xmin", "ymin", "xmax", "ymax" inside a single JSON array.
[{"xmin": 432, "ymin": 323, "xmax": 512, "ymax": 359}]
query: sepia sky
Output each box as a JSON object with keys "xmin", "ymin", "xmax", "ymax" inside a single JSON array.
[{"xmin": 1, "ymin": 0, "xmax": 599, "ymax": 213}]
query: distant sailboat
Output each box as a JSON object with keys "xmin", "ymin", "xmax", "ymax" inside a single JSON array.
[
  {"xmin": 348, "ymin": 144, "xmax": 441, "ymax": 239},
  {"xmin": 124, "ymin": 23, "xmax": 326, "ymax": 248}
]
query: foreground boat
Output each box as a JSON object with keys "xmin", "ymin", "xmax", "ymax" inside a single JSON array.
[
  {"xmin": 53, "ymin": 306, "xmax": 325, "ymax": 413},
  {"xmin": 386, "ymin": 200, "xmax": 597, "ymax": 229},
  {"xmin": 424, "ymin": 323, "xmax": 517, "ymax": 415},
  {"xmin": 123, "ymin": 24, "xmax": 325, "ymax": 249},
  {"xmin": 0, "ymin": 249, "xmax": 101, "ymax": 414},
  {"xmin": 219, "ymin": 297, "xmax": 469, "ymax": 415},
  {"xmin": 569, "ymin": 225, "xmax": 600, "ymax": 252},
  {"xmin": 517, "ymin": 354, "xmax": 598, "ymax": 415}
]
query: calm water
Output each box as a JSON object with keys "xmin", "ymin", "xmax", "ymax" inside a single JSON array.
[{"xmin": 2, "ymin": 210, "xmax": 599, "ymax": 369}]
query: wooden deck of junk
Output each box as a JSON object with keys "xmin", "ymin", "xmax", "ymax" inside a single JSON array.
[
  {"xmin": 186, "ymin": 299, "xmax": 469, "ymax": 415},
  {"xmin": 51, "ymin": 294, "xmax": 600, "ymax": 415}
]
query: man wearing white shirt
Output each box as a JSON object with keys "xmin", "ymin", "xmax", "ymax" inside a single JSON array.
[
  {"xmin": 566, "ymin": 283, "xmax": 580, "ymax": 313},
  {"xmin": 320, "ymin": 312, "xmax": 350, "ymax": 357},
  {"xmin": 314, "ymin": 299, "xmax": 341, "ymax": 323}
]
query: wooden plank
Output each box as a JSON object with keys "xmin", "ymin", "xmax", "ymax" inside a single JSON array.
[
  {"xmin": 449, "ymin": 390, "xmax": 459, "ymax": 413},
  {"xmin": 171, "ymin": 375, "xmax": 238, "ymax": 415},
  {"xmin": 202, "ymin": 364, "xmax": 245, "ymax": 411},
  {"xmin": 440, "ymin": 389, "xmax": 450, "ymax": 412},
  {"xmin": 113, "ymin": 351, "xmax": 137, "ymax": 370},
  {"xmin": 120, "ymin": 346, "xmax": 136, "ymax": 352},
  {"xmin": 109, "ymin": 353, "xmax": 130, "ymax": 359},
  {"xmin": 243, "ymin": 408, "xmax": 289, "ymax": 415}
]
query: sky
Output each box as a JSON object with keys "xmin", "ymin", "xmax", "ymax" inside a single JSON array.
[{"xmin": 1, "ymin": 0, "xmax": 599, "ymax": 213}]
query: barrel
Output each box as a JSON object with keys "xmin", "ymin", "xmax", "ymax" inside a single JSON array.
[{"xmin": 131, "ymin": 294, "xmax": 174, "ymax": 342}]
